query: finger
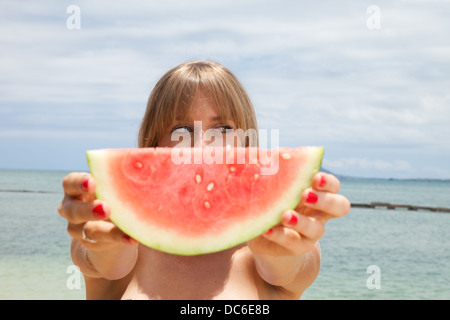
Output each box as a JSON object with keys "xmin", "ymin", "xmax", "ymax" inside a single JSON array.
[
  {"xmin": 301, "ymin": 189, "xmax": 351, "ymax": 220},
  {"xmin": 68, "ymin": 221, "xmax": 138, "ymax": 247},
  {"xmin": 62, "ymin": 172, "xmax": 96, "ymax": 197},
  {"xmin": 263, "ymin": 225, "xmax": 316, "ymax": 256},
  {"xmin": 312, "ymin": 172, "xmax": 340, "ymax": 193},
  {"xmin": 60, "ymin": 198, "xmax": 110, "ymax": 224},
  {"xmin": 281, "ymin": 210, "xmax": 325, "ymax": 241},
  {"xmin": 83, "ymin": 221, "xmax": 138, "ymax": 246}
]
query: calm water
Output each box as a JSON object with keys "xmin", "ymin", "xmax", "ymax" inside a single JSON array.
[{"xmin": 0, "ymin": 169, "xmax": 449, "ymax": 299}]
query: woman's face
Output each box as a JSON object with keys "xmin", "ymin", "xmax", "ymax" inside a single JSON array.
[{"xmin": 157, "ymin": 90, "xmax": 239, "ymax": 148}]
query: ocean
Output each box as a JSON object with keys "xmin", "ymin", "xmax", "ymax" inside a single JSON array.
[{"xmin": 0, "ymin": 169, "xmax": 449, "ymax": 300}]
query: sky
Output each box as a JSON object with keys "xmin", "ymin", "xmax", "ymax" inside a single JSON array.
[{"xmin": 0, "ymin": 0, "xmax": 449, "ymax": 179}]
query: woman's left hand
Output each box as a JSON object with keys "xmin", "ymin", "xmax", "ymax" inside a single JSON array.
[{"xmin": 248, "ymin": 172, "xmax": 351, "ymax": 257}]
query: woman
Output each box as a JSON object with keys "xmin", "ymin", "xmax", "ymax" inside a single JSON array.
[{"xmin": 58, "ymin": 61, "xmax": 350, "ymax": 299}]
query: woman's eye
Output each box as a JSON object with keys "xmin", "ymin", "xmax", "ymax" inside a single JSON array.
[
  {"xmin": 216, "ymin": 126, "xmax": 233, "ymax": 133},
  {"xmin": 172, "ymin": 126, "xmax": 192, "ymax": 134}
]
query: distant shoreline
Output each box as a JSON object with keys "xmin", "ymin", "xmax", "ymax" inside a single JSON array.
[
  {"xmin": 337, "ymin": 175, "xmax": 450, "ymax": 183},
  {"xmin": 1, "ymin": 167, "xmax": 449, "ymax": 182},
  {"xmin": 321, "ymin": 168, "xmax": 450, "ymax": 182}
]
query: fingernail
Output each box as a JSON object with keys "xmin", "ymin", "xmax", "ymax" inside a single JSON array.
[
  {"xmin": 93, "ymin": 204, "xmax": 106, "ymax": 219},
  {"xmin": 264, "ymin": 228, "xmax": 273, "ymax": 236},
  {"xmin": 123, "ymin": 234, "xmax": 137, "ymax": 245},
  {"xmin": 82, "ymin": 179, "xmax": 89, "ymax": 191},
  {"xmin": 288, "ymin": 214, "xmax": 298, "ymax": 226},
  {"xmin": 306, "ymin": 191, "xmax": 318, "ymax": 204},
  {"xmin": 319, "ymin": 175, "xmax": 327, "ymax": 188}
]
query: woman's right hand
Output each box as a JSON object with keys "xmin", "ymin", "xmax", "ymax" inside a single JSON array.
[{"xmin": 58, "ymin": 172, "xmax": 138, "ymax": 251}]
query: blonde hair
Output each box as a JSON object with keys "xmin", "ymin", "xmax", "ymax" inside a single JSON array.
[{"xmin": 138, "ymin": 61, "xmax": 258, "ymax": 148}]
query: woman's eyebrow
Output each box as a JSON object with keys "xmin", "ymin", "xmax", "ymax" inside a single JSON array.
[{"xmin": 173, "ymin": 116, "xmax": 230, "ymax": 123}]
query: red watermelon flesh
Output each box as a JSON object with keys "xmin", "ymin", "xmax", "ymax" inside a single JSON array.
[{"xmin": 86, "ymin": 147, "xmax": 323, "ymax": 255}]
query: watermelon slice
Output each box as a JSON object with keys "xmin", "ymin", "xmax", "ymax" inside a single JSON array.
[{"xmin": 86, "ymin": 147, "xmax": 323, "ymax": 255}]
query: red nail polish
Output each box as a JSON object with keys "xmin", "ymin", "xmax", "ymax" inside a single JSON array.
[
  {"xmin": 319, "ymin": 175, "xmax": 326, "ymax": 188},
  {"xmin": 82, "ymin": 179, "xmax": 89, "ymax": 191},
  {"xmin": 306, "ymin": 192, "xmax": 318, "ymax": 204},
  {"xmin": 288, "ymin": 214, "xmax": 298, "ymax": 226},
  {"xmin": 93, "ymin": 204, "xmax": 106, "ymax": 219},
  {"xmin": 264, "ymin": 228, "xmax": 273, "ymax": 236}
]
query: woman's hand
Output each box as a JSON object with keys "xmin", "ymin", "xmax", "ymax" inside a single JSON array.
[
  {"xmin": 247, "ymin": 172, "xmax": 350, "ymax": 294},
  {"xmin": 58, "ymin": 172, "xmax": 137, "ymax": 250},
  {"xmin": 249, "ymin": 172, "xmax": 349, "ymax": 257},
  {"xmin": 58, "ymin": 172, "xmax": 138, "ymax": 280}
]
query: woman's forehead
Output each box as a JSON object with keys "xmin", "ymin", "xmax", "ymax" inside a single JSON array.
[
  {"xmin": 174, "ymin": 91, "xmax": 234, "ymax": 123},
  {"xmin": 173, "ymin": 113, "xmax": 234, "ymax": 127}
]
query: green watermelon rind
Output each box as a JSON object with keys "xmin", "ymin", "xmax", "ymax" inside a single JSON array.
[{"xmin": 86, "ymin": 147, "xmax": 324, "ymax": 256}]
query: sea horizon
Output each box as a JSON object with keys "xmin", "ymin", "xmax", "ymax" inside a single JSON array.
[
  {"xmin": 1, "ymin": 168, "xmax": 449, "ymax": 299},
  {"xmin": 2, "ymin": 167, "xmax": 449, "ymax": 183}
]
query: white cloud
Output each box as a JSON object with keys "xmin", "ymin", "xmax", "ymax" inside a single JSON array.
[{"xmin": 0, "ymin": 0, "xmax": 449, "ymax": 176}]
